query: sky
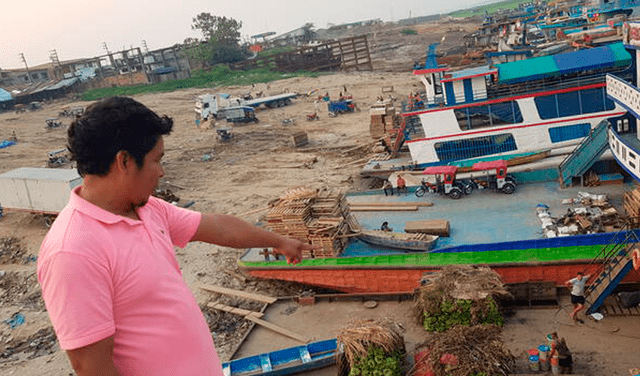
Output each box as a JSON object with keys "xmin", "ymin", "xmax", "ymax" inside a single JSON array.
[{"xmin": 1, "ymin": 0, "xmax": 494, "ymax": 69}]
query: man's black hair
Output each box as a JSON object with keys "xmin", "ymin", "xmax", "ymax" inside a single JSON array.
[{"xmin": 67, "ymin": 97, "xmax": 173, "ymax": 176}]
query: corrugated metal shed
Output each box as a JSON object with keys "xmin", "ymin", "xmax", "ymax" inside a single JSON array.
[
  {"xmin": 497, "ymin": 42, "xmax": 631, "ymax": 84},
  {"xmin": 0, "ymin": 88, "xmax": 11, "ymax": 102}
]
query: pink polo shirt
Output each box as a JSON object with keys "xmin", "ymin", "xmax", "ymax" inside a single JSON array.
[{"xmin": 38, "ymin": 186, "xmax": 222, "ymax": 375}]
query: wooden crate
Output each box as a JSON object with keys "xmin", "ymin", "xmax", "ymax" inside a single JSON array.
[{"xmin": 291, "ymin": 131, "xmax": 308, "ymax": 147}]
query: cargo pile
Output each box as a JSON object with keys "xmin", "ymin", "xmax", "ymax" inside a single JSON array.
[
  {"xmin": 369, "ymin": 99, "xmax": 401, "ymax": 139},
  {"xmin": 537, "ymin": 191, "xmax": 626, "ymax": 238},
  {"xmin": 266, "ymin": 187, "xmax": 354, "ymax": 259},
  {"xmin": 413, "ymin": 266, "xmax": 515, "ymax": 376}
]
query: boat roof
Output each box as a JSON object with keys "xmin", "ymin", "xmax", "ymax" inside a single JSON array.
[
  {"xmin": 497, "ymin": 42, "xmax": 631, "ymax": 84},
  {"xmin": 440, "ymin": 65, "xmax": 497, "ymax": 83},
  {"xmin": 423, "ymin": 165, "xmax": 458, "ymax": 174},
  {"xmin": 472, "ymin": 160, "xmax": 508, "ymax": 171}
]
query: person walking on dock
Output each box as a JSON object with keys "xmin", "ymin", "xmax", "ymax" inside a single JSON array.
[
  {"xmin": 383, "ymin": 179, "xmax": 394, "ymax": 196},
  {"xmin": 396, "ymin": 174, "xmax": 407, "ymax": 194},
  {"xmin": 566, "ymin": 271, "xmax": 590, "ymax": 324},
  {"xmin": 37, "ymin": 97, "xmax": 316, "ymax": 376}
]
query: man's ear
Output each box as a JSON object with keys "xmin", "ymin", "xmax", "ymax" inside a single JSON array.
[{"xmin": 114, "ymin": 151, "xmax": 130, "ymax": 171}]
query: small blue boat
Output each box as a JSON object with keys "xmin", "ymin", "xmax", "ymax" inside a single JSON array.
[{"xmin": 222, "ymin": 338, "xmax": 339, "ymax": 376}]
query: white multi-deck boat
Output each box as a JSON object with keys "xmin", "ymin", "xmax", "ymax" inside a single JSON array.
[
  {"xmin": 606, "ymin": 22, "xmax": 640, "ymax": 184},
  {"xmin": 363, "ymin": 42, "xmax": 634, "ymax": 177},
  {"xmin": 405, "ymin": 42, "xmax": 632, "ymax": 166}
]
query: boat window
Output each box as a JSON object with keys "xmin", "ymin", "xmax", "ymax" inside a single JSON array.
[
  {"xmin": 630, "ymin": 161, "xmax": 636, "ymax": 170},
  {"xmin": 434, "ymin": 133, "xmax": 517, "ymax": 162},
  {"xmin": 534, "ymin": 87, "xmax": 615, "ymax": 120},
  {"xmin": 630, "ymin": 152, "xmax": 637, "ymax": 160},
  {"xmin": 557, "ymin": 91, "xmax": 581, "ymax": 118},
  {"xmin": 548, "ymin": 123, "xmax": 591, "ymax": 143},
  {"xmin": 455, "ymin": 101, "xmax": 522, "ymax": 130},
  {"xmin": 623, "ymin": 146, "xmax": 627, "ymax": 160}
]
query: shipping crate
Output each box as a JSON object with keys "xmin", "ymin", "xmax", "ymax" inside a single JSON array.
[{"xmin": 291, "ymin": 131, "xmax": 309, "ymax": 147}]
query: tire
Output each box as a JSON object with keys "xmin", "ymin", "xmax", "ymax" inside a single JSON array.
[
  {"xmin": 448, "ymin": 188, "xmax": 463, "ymax": 199},
  {"xmin": 464, "ymin": 183, "xmax": 474, "ymax": 195},
  {"xmin": 415, "ymin": 187, "xmax": 426, "ymax": 197},
  {"xmin": 501, "ymin": 182, "xmax": 516, "ymax": 194}
]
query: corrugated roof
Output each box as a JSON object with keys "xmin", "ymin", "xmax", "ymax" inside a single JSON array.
[
  {"xmin": 497, "ymin": 42, "xmax": 631, "ymax": 84},
  {"xmin": 442, "ymin": 65, "xmax": 497, "ymax": 82}
]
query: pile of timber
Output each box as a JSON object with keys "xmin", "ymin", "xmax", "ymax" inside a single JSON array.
[
  {"xmin": 624, "ymin": 187, "xmax": 640, "ymax": 218},
  {"xmin": 267, "ymin": 188, "xmax": 352, "ymax": 259},
  {"xmin": 369, "ymin": 100, "xmax": 401, "ymax": 139}
]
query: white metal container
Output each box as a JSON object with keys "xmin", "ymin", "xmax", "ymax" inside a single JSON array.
[{"xmin": 0, "ymin": 167, "xmax": 82, "ymax": 214}]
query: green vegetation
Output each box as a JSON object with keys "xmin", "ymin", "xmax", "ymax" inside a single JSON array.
[
  {"xmin": 400, "ymin": 28, "xmax": 417, "ymax": 35},
  {"xmin": 423, "ymin": 297, "xmax": 504, "ymax": 332},
  {"xmin": 80, "ymin": 66, "xmax": 321, "ymax": 101},
  {"xmin": 184, "ymin": 12, "xmax": 249, "ymax": 66},
  {"xmin": 449, "ymin": 0, "xmax": 548, "ymax": 18},
  {"xmin": 348, "ymin": 346, "xmax": 403, "ymax": 376}
]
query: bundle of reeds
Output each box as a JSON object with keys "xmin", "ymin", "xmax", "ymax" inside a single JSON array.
[{"xmin": 336, "ymin": 318, "xmax": 405, "ymax": 376}]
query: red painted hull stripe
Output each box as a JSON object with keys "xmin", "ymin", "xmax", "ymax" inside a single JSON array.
[{"xmin": 405, "ymin": 111, "xmax": 626, "ymax": 143}]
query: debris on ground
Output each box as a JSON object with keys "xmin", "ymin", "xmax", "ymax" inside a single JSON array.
[
  {"xmin": 538, "ymin": 191, "xmax": 627, "ymax": 237},
  {"xmin": 336, "ymin": 317, "xmax": 406, "ymax": 376},
  {"xmin": 419, "ymin": 325, "xmax": 515, "ymax": 376},
  {"xmin": 0, "ymin": 238, "xmax": 29, "ymax": 264}
]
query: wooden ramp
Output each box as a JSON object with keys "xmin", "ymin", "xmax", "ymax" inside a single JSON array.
[{"xmin": 598, "ymin": 295, "xmax": 640, "ymax": 316}]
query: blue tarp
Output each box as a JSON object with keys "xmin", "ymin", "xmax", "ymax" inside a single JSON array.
[
  {"xmin": 0, "ymin": 140, "xmax": 16, "ymax": 149},
  {"xmin": 0, "ymin": 88, "xmax": 11, "ymax": 102}
]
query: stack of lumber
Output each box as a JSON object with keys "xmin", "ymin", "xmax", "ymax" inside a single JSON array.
[
  {"xmin": 267, "ymin": 188, "xmax": 353, "ymax": 259},
  {"xmin": 624, "ymin": 188, "xmax": 640, "ymax": 218},
  {"xmin": 312, "ymin": 189, "xmax": 348, "ymax": 217},
  {"xmin": 266, "ymin": 204, "xmax": 312, "ymax": 242}
]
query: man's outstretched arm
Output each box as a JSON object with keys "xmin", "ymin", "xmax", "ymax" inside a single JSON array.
[{"xmin": 191, "ymin": 213, "xmax": 317, "ymax": 264}]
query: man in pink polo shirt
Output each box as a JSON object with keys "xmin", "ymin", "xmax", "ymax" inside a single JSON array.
[{"xmin": 37, "ymin": 97, "xmax": 316, "ymax": 376}]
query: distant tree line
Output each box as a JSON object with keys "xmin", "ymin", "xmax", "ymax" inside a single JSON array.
[{"xmin": 183, "ymin": 12, "xmax": 250, "ymax": 67}]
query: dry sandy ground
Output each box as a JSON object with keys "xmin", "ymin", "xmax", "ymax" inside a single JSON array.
[{"xmin": 1, "ymin": 19, "xmax": 639, "ymax": 375}]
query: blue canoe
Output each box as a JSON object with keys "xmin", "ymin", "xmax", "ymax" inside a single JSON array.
[{"xmin": 222, "ymin": 338, "xmax": 339, "ymax": 376}]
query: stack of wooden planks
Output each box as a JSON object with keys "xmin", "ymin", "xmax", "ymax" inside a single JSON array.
[
  {"xmin": 266, "ymin": 201, "xmax": 312, "ymax": 243},
  {"xmin": 623, "ymin": 188, "xmax": 640, "ymax": 218},
  {"xmin": 267, "ymin": 188, "xmax": 352, "ymax": 259}
]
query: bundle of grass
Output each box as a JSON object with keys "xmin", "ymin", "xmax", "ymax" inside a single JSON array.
[
  {"xmin": 337, "ymin": 318, "xmax": 406, "ymax": 376},
  {"xmin": 415, "ymin": 266, "xmax": 511, "ymax": 332},
  {"xmin": 423, "ymin": 325, "xmax": 515, "ymax": 376}
]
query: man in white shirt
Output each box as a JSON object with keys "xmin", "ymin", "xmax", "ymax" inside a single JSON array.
[{"xmin": 566, "ymin": 271, "xmax": 590, "ymax": 324}]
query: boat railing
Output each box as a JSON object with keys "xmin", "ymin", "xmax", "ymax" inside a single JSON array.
[
  {"xmin": 586, "ymin": 221, "xmax": 640, "ymax": 286},
  {"xmin": 487, "ymin": 69, "xmax": 632, "ymax": 101}
]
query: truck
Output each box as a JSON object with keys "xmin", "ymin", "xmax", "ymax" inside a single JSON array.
[
  {"xmin": 0, "ymin": 167, "xmax": 82, "ymax": 225},
  {"xmin": 222, "ymin": 106, "xmax": 259, "ymax": 124},
  {"xmin": 195, "ymin": 92, "xmax": 297, "ymax": 122}
]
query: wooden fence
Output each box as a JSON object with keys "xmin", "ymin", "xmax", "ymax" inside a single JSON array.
[{"xmin": 232, "ymin": 35, "xmax": 372, "ymax": 72}]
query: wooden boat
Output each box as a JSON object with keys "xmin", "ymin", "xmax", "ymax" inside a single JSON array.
[
  {"xmin": 222, "ymin": 338, "xmax": 339, "ymax": 376},
  {"xmin": 452, "ymin": 149, "xmax": 552, "ymax": 173},
  {"xmin": 357, "ymin": 230, "xmax": 438, "ymax": 252}
]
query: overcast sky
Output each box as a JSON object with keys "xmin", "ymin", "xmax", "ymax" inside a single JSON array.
[{"xmin": 1, "ymin": 0, "xmax": 494, "ymax": 69}]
